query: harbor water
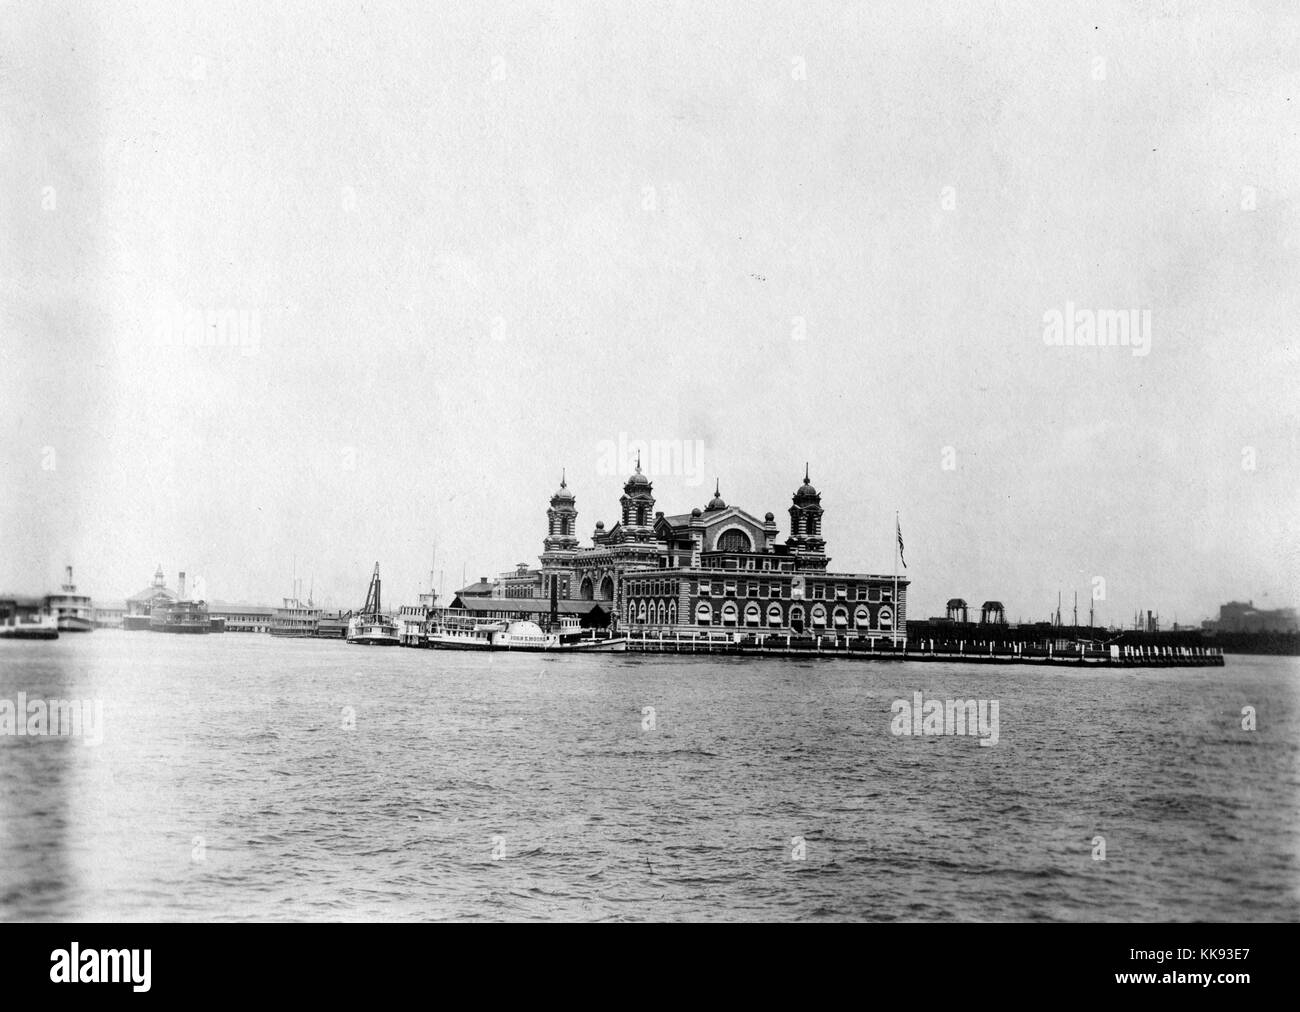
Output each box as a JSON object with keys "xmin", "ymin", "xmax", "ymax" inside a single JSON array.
[{"xmin": 1, "ymin": 633, "xmax": 1297, "ymax": 921}]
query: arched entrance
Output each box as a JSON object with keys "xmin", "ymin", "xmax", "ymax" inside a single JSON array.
[{"xmin": 599, "ymin": 575, "xmax": 614, "ymax": 601}]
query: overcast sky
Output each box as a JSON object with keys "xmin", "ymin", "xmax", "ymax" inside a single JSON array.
[{"xmin": 2, "ymin": 1, "xmax": 1297, "ymax": 624}]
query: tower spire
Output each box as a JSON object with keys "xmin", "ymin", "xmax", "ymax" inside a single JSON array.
[{"xmin": 805, "ymin": 461, "xmax": 810, "ymax": 483}]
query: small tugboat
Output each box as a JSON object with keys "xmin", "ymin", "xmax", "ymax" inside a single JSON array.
[
  {"xmin": 46, "ymin": 566, "xmax": 94, "ymax": 633},
  {"xmin": 346, "ymin": 563, "xmax": 400, "ymax": 646}
]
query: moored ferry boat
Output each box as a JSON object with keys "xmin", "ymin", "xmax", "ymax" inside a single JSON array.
[
  {"xmin": 346, "ymin": 563, "xmax": 400, "ymax": 646},
  {"xmin": 46, "ymin": 566, "xmax": 94, "ymax": 633},
  {"xmin": 424, "ymin": 610, "xmax": 628, "ymax": 652},
  {"xmin": 150, "ymin": 571, "xmax": 211, "ymax": 633},
  {"xmin": 271, "ymin": 596, "xmax": 322, "ymax": 637},
  {"xmin": 0, "ymin": 597, "xmax": 59, "ymax": 639}
]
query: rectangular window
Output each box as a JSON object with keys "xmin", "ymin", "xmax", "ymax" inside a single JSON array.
[
  {"xmin": 869, "ymin": 588, "xmax": 881, "ymax": 603},
  {"xmin": 747, "ymin": 582, "xmax": 759, "ymax": 597},
  {"xmin": 700, "ymin": 581, "xmax": 711, "ymax": 596},
  {"xmin": 724, "ymin": 580, "xmax": 736, "ymax": 596},
  {"xmin": 836, "ymin": 585, "xmax": 846, "ymax": 599},
  {"xmin": 812, "ymin": 584, "xmax": 824, "ymax": 599}
]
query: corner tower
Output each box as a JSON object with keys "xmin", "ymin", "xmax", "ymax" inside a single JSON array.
[{"xmin": 786, "ymin": 463, "xmax": 828, "ymax": 565}]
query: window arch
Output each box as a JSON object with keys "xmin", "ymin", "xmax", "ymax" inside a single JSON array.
[
  {"xmin": 657, "ymin": 601, "xmax": 666, "ymax": 626},
  {"xmin": 878, "ymin": 606, "xmax": 893, "ymax": 630},
  {"xmin": 832, "ymin": 606, "xmax": 849, "ymax": 630},
  {"xmin": 811, "ymin": 603, "xmax": 827, "ymax": 627},
  {"xmin": 721, "ymin": 601, "xmax": 739, "ymax": 625},
  {"xmin": 855, "ymin": 605, "xmax": 871, "ymax": 628},
  {"xmin": 767, "ymin": 602, "xmax": 783, "ymax": 626},
  {"xmin": 668, "ymin": 600, "xmax": 677, "ymax": 625},
  {"xmin": 637, "ymin": 600, "xmax": 647, "ymax": 623},
  {"xmin": 744, "ymin": 602, "xmax": 761, "ymax": 626},
  {"xmin": 789, "ymin": 605, "xmax": 805, "ymax": 632},
  {"xmin": 717, "ymin": 528, "xmax": 752, "ymax": 553},
  {"xmin": 695, "ymin": 601, "xmax": 712, "ymax": 626}
]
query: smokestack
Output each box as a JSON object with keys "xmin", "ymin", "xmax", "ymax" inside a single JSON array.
[{"xmin": 179, "ymin": 571, "xmax": 187, "ymax": 600}]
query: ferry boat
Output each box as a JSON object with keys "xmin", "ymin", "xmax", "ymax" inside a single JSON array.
[
  {"xmin": 151, "ymin": 599, "xmax": 212, "ymax": 633},
  {"xmin": 150, "ymin": 571, "xmax": 211, "ymax": 633},
  {"xmin": 0, "ymin": 597, "xmax": 59, "ymax": 639},
  {"xmin": 425, "ymin": 611, "xmax": 628, "ymax": 652},
  {"xmin": 271, "ymin": 595, "xmax": 322, "ymax": 637},
  {"xmin": 346, "ymin": 563, "xmax": 400, "ymax": 646},
  {"xmin": 46, "ymin": 566, "xmax": 93, "ymax": 633}
]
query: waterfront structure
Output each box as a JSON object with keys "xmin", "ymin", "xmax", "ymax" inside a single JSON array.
[
  {"xmin": 92, "ymin": 602, "xmax": 125, "ymax": 628},
  {"xmin": 125, "ymin": 565, "xmax": 177, "ymax": 630},
  {"xmin": 479, "ymin": 462, "xmax": 907, "ymax": 643},
  {"xmin": 1202, "ymin": 600, "xmax": 1299, "ymax": 634},
  {"xmin": 206, "ymin": 603, "xmax": 275, "ymax": 633}
]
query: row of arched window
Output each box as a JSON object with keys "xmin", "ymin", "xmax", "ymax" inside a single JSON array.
[{"xmin": 626, "ymin": 599, "xmax": 893, "ymax": 630}]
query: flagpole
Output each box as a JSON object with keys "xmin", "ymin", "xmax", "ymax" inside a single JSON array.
[{"xmin": 893, "ymin": 510, "xmax": 899, "ymax": 646}]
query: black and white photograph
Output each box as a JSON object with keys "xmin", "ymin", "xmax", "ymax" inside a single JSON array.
[{"xmin": 1, "ymin": 0, "xmax": 1296, "ymax": 980}]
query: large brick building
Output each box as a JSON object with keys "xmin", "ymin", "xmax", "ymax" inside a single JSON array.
[{"xmin": 492, "ymin": 461, "xmax": 907, "ymax": 642}]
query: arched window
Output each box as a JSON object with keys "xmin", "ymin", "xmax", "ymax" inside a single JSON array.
[
  {"xmin": 767, "ymin": 602, "xmax": 783, "ymax": 626},
  {"xmin": 695, "ymin": 601, "xmax": 712, "ymax": 626},
  {"xmin": 668, "ymin": 601, "xmax": 677, "ymax": 625},
  {"xmin": 878, "ymin": 606, "xmax": 893, "ymax": 630},
  {"xmin": 833, "ymin": 606, "xmax": 849, "ymax": 629},
  {"xmin": 721, "ymin": 601, "xmax": 738, "ymax": 625},
  {"xmin": 717, "ymin": 529, "xmax": 752, "ymax": 553},
  {"xmin": 599, "ymin": 576, "xmax": 614, "ymax": 601},
  {"xmin": 657, "ymin": 601, "xmax": 666, "ymax": 626},
  {"xmin": 637, "ymin": 600, "xmax": 647, "ymax": 623},
  {"xmin": 855, "ymin": 605, "xmax": 870, "ymax": 628},
  {"xmin": 789, "ymin": 605, "xmax": 805, "ymax": 632},
  {"xmin": 744, "ymin": 602, "xmax": 761, "ymax": 625},
  {"xmin": 811, "ymin": 604, "xmax": 827, "ymax": 627},
  {"xmin": 579, "ymin": 578, "xmax": 594, "ymax": 601}
]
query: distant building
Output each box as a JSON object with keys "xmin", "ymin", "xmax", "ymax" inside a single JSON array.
[
  {"xmin": 207, "ymin": 602, "xmax": 275, "ymax": 633},
  {"xmin": 1202, "ymin": 601, "xmax": 1299, "ymax": 634},
  {"xmin": 92, "ymin": 602, "xmax": 125, "ymax": 628},
  {"xmin": 454, "ymin": 577, "xmax": 498, "ymax": 598},
  {"xmin": 125, "ymin": 565, "xmax": 177, "ymax": 630}
]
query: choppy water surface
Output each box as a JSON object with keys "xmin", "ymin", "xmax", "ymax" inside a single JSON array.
[{"xmin": 1, "ymin": 633, "xmax": 1297, "ymax": 921}]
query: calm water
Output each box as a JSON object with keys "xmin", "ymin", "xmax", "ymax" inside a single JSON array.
[{"xmin": 1, "ymin": 632, "xmax": 1297, "ymax": 922}]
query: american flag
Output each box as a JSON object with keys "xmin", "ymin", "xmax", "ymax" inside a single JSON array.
[{"xmin": 896, "ymin": 515, "xmax": 907, "ymax": 568}]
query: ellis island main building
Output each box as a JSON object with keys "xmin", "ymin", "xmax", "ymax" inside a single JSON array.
[{"xmin": 473, "ymin": 461, "xmax": 907, "ymax": 643}]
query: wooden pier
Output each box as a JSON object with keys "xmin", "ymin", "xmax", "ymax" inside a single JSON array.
[{"xmin": 622, "ymin": 632, "xmax": 1225, "ymax": 667}]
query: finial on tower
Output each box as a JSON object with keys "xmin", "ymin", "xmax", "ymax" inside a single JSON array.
[
  {"xmin": 804, "ymin": 461, "xmax": 810, "ymax": 483},
  {"xmin": 560, "ymin": 467, "xmax": 566, "ymax": 488},
  {"xmin": 635, "ymin": 449, "xmax": 642, "ymax": 474},
  {"xmin": 714, "ymin": 477, "xmax": 720, "ymax": 496}
]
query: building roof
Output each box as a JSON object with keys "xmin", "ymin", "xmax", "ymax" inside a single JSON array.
[
  {"xmin": 455, "ymin": 580, "xmax": 497, "ymax": 596},
  {"xmin": 448, "ymin": 596, "xmax": 608, "ymax": 616},
  {"xmin": 127, "ymin": 585, "xmax": 176, "ymax": 603}
]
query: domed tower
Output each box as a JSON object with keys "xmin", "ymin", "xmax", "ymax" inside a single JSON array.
[
  {"xmin": 543, "ymin": 470, "xmax": 579, "ymax": 554},
  {"xmin": 786, "ymin": 463, "xmax": 827, "ymax": 559},
  {"xmin": 704, "ymin": 479, "xmax": 727, "ymax": 512},
  {"xmin": 540, "ymin": 470, "xmax": 579, "ymax": 603},
  {"xmin": 618, "ymin": 452, "xmax": 656, "ymax": 530}
]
